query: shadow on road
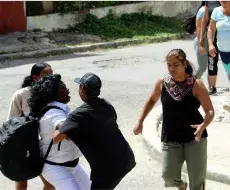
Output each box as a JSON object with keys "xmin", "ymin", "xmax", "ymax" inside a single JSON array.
[{"xmin": 0, "ymin": 53, "xmax": 103, "ymax": 69}]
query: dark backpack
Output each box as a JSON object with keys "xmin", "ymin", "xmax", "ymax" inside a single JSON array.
[{"xmin": 0, "ymin": 106, "xmax": 61, "ymax": 182}]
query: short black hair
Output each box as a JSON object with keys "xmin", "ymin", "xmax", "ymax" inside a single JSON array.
[{"xmin": 28, "ymin": 74, "xmax": 61, "ymax": 117}]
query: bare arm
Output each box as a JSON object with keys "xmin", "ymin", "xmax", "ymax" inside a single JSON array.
[
  {"xmin": 53, "ymin": 130, "xmax": 67, "ymax": 143},
  {"xmin": 53, "ymin": 122, "xmax": 68, "ymax": 143},
  {"xmin": 138, "ymin": 79, "xmax": 162, "ymax": 124},
  {"xmin": 196, "ymin": 18, "xmax": 202, "ymax": 39},
  {"xmin": 53, "ymin": 110, "xmax": 82, "ymax": 143},
  {"xmin": 207, "ymin": 19, "xmax": 216, "ymax": 47},
  {"xmin": 133, "ymin": 79, "xmax": 163, "ymax": 135},
  {"xmin": 193, "ymin": 79, "xmax": 214, "ymax": 129},
  {"xmin": 207, "ymin": 19, "xmax": 217, "ymax": 57},
  {"xmin": 199, "ymin": 5, "xmax": 209, "ymax": 46}
]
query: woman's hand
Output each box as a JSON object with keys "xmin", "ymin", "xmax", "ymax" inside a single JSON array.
[
  {"xmin": 133, "ymin": 122, "xmax": 143, "ymax": 135},
  {"xmin": 191, "ymin": 124, "xmax": 205, "ymax": 142},
  {"xmin": 53, "ymin": 130, "xmax": 67, "ymax": 143},
  {"xmin": 199, "ymin": 45, "xmax": 207, "ymax": 55},
  {"xmin": 209, "ymin": 45, "xmax": 217, "ymax": 57}
]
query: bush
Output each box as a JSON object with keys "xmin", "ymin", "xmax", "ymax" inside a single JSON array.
[{"xmin": 68, "ymin": 11, "xmax": 184, "ymax": 39}]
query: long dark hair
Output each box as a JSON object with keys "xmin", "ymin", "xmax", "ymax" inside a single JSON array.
[
  {"xmin": 182, "ymin": 1, "xmax": 206, "ymax": 34},
  {"xmin": 166, "ymin": 49, "xmax": 194, "ymax": 75},
  {"xmin": 28, "ymin": 74, "xmax": 61, "ymax": 117},
  {"xmin": 21, "ymin": 62, "xmax": 51, "ymax": 88}
]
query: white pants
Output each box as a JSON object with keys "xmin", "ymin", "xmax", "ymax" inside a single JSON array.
[{"xmin": 42, "ymin": 163, "xmax": 91, "ymax": 190}]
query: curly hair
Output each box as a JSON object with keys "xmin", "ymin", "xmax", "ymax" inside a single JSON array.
[{"xmin": 28, "ymin": 74, "xmax": 61, "ymax": 117}]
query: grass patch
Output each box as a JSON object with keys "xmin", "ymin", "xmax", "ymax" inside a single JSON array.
[{"xmin": 68, "ymin": 11, "xmax": 185, "ymax": 40}]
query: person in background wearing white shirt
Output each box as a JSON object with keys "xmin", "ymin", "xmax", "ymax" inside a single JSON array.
[
  {"xmin": 28, "ymin": 74, "xmax": 91, "ymax": 190},
  {"xmin": 7, "ymin": 63, "xmax": 54, "ymax": 190}
]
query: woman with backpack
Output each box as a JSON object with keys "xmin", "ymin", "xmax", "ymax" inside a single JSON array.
[
  {"xmin": 7, "ymin": 63, "xmax": 55, "ymax": 190},
  {"xmin": 193, "ymin": 1, "xmax": 220, "ymax": 95},
  {"xmin": 28, "ymin": 74, "xmax": 91, "ymax": 190}
]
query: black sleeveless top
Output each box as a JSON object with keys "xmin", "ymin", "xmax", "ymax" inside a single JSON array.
[{"xmin": 161, "ymin": 74, "xmax": 208, "ymax": 143}]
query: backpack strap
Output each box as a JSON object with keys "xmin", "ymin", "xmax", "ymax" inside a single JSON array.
[
  {"xmin": 42, "ymin": 139, "xmax": 79, "ymax": 168},
  {"xmin": 43, "ymin": 140, "xmax": 54, "ymax": 162},
  {"xmin": 40, "ymin": 105, "xmax": 64, "ymax": 118}
]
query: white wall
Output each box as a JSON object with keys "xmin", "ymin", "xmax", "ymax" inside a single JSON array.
[
  {"xmin": 27, "ymin": 1, "xmax": 201, "ymax": 31},
  {"xmin": 90, "ymin": 1, "xmax": 201, "ymax": 19},
  {"xmin": 27, "ymin": 12, "xmax": 85, "ymax": 31}
]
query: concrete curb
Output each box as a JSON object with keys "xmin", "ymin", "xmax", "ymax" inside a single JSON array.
[
  {"xmin": 0, "ymin": 33, "xmax": 187, "ymax": 61},
  {"xmin": 142, "ymin": 102, "xmax": 230, "ymax": 185}
]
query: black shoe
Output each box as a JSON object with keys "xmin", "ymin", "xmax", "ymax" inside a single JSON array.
[{"xmin": 209, "ymin": 87, "xmax": 217, "ymax": 95}]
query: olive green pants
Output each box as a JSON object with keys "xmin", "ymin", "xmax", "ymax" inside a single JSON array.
[{"xmin": 161, "ymin": 138, "xmax": 207, "ymax": 190}]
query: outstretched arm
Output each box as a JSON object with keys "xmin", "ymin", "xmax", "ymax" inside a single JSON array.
[
  {"xmin": 53, "ymin": 129, "xmax": 67, "ymax": 143},
  {"xmin": 133, "ymin": 79, "xmax": 163, "ymax": 135},
  {"xmin": 53, "ymin": 110, "xmax": 82, "ymax": 143}
]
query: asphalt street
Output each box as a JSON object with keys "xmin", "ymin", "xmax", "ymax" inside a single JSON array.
[{"xmin": 0, "ymin": 40, "xmax": 229, "ymax": 189}]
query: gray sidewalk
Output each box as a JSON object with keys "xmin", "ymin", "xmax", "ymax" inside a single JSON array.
[
  {"xmin": 0, "ymin": 32, "xmax": 189, "ymax": 61},
  {"xmin": 142, "ymin": 88, "xmax": 230, "ymax": 185}
]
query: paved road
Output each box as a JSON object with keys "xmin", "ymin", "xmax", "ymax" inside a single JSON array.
[{"xmin": 0, "ymin": 40, "xmax": 229, "ymax": 189}]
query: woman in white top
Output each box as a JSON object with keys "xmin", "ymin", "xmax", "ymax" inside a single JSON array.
[
  {"xmin": 7, "ymin": 63, "xmax": 54, "ymax": 190},
  {"xmin": 28, "ymin": 74, "xmax": 91, "ymax": 190}
]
